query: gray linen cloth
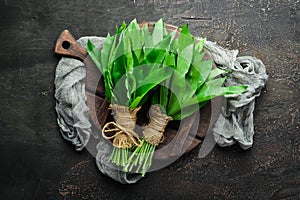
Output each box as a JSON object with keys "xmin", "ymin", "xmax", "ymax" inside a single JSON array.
[
  {"xmin": 204, "ymin": 41, "xmax": 268, "ymax": 149},
  {"xmin": 54, "ymin": 37, "xmax": 267, "ymax": 183},
  {"xmin": 55, "ymin": 36, "xmax": 142, "ymax": 183}
]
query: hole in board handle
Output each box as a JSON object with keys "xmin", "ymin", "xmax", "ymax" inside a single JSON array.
[{"xmin": 62, "ymin": 41, "xmax": 71, "ymax": 49}]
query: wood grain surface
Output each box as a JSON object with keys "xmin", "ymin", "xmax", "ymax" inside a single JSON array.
[{"xmin": 0, "ymin": 0, "xmax": 299, "ymax": 199}]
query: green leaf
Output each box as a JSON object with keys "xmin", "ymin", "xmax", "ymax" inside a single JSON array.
[
  {"xmin": 207, "ymin": 68, "xmax": 226, "ymax": 80},
  {"xmin": 171, "ymin": 103, "xmax": 198, "ymax": 120},
  {"xmin": 143, "ymin": 25, "xmax": 154, "ymax": 57},
  {"xmin": 116, "ymin": 21, "xmax": 127, "ymax": 34},
  {"xmin": 166, "ymin": 91, "xmax": 181, "ymax": 116},
  {"xmin": 172, "ymin": 100, "xmax": 209, "ymax": 120},
  {"xmin": 178, "ymin": 23, "xmax": 194, "ymax": 52},
  {"xmin": 159, "ymin": 52, "xmax": 177, "ymax": 110},
  {"xmin": 152, "ymin": 18, "xmax": 164, "ymax": 46},
  {"xmin": 159, "ymin": 85, "xmax": 169, "ymax": 109},
  {"xmin": 186, "ymin": 65, "xmax": 200, "ymax": 92},
  {"xmin": 196, "ymin": 78, "xmax": 247, "ymax": 103},
  {"xmin": 107, "ymin": 35, "xmax": 118, "ymax": 92},
  {"xmin": 167, "ymin": 72, "xmax": 194, "ymax": 116},
  {"xmin": 111, "ymin": 56, "xmax": 126, "ymax": 85},
  {"xmin": 125, "ymin": 73, "xmax": 136, "ymax": 101},
  {"xmin": 129, "ymin": 66, "xmax": 173, "ymax": 108},
  {"xmin": 206, "ymin": 77, "xmax": 227, "ymax": 89},
  {"xmin": 104, "ymin": 71, "xmax": 113, "ymax": 101},
  {"xmin": 223, "ymin": 85, "xmax": 248, "ymax": 95},
  {"xmin": 151, "ymin": 89, "xmax": 160, "ymax": 105},
  {"xmin": 163, "ymin": 52, "xmax": 176, "ymax": 68},
  {"xmin": 111, "ymin": 38, "xmax": 126, "ymax": 85},
  {"xmin": 86, "ymin": 39, "xmax": 102, "ymax": 72},
  {"xmin": 100, "ymin": 33, "xmax": 113, "ymax": 72},
  {"xmin": 167, "ymin": 42, "xmax": 197, "ymax": 115},
  {"xmin": 177, "ymin": 44, "xmax": 194, "ymax": 77},
  {"xmin": 122, "ymin": 34, "xmax": 135, "ymax": 100},
  {"xmin": 121, "ymin": 32, "xmax": 134, "ymax": 73},
  {"xmin": 127, "ymin": 19, "xmax": 142, "ymax": 62},
  {"xmin": 186, "ymin": 52, "xmax": 205, "ymax": 92},
  {"xmin": 195, "ymin": 38, "xmax": 205, "ymax": 52},
  {"xmin": 95, "ymin": 33, "xmax": 118, "ymax": 102},
  {"xmin": 195, "ymin": 59, "xmax": 213, "ymax": 89},
  {"xmin": 144, "ymin": 31, "xmax": 175, "ymax": 67}
]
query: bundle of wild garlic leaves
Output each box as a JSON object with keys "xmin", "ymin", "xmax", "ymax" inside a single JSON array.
[{"xmin": 87, "ymin": 18, "xmax": 247, "ymax": 176}]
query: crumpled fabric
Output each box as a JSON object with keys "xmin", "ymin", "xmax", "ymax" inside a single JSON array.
[
  {"xmin": 204, "ymin": 41, "xmax": 268, "ymax": 149},
  {"xmin": 55, "ymin": 36, "xmax": 267, "ymax": 184},
  {"xmin": 54, "ymin": 51, "xmax": 90, "ymax": 151},
  {"xmin": 54, "ymin": 37, "xmax": 104, "ymax": 150},
  {"xmin": 54, "ymin": 36, "xmax": 142, "ymax": 183}
]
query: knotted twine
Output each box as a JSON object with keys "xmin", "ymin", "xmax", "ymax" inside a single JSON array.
[
  {"xmin": 143, "ymin": 105, "xmax": 172, "ymax": 146},
  {"xmin": 102, "ymin": 104, "xmax": 142, "ymax": 148}
]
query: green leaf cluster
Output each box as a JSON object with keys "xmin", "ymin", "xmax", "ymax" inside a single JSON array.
[
  {"xmin": 87, "ymin": 17, "xmax": 247, "ymax": 119},
  {"xmin": 151, "ymin": 24, "xmax": 247, "ymax": 120},
  {"xmin": 87, "ymin": 19, "xmax": 176, "ymax": 109}
]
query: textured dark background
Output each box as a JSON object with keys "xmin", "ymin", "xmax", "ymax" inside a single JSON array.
[{"xmin": 0, "ymin": 0, "xmax": 299, "ymax": 199}]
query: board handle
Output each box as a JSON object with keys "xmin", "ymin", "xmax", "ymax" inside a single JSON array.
[{"xmin": 54, "ymin": 30, "xmax": 87, "ymax": 61}]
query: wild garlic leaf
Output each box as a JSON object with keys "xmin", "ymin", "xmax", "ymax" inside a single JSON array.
[
  {"xmin": 152, "ymin": 18, "xmax": 164, "ymax": 46},
  {"xmin": 87, "ymin": 39, "xmax": 102, "ymax": 72},
  {"xmin": 171, "ymin": 102, "xmax": 199, "ymax": 120},
  {"xmin": 206, "ymin": 77, "xmax": 227, "ymax": 88},
  {"xmin": 207, "ymin": 68, "xmax": 226, "ymax": 80},
  {"xmin": 166, "ymin": 91, "xmax": 181, "ymax": 116},
  {"xmin": 186, "ymin": 64, "xmax": 200, "ymax": 92},
  {"xmin": 123, "ymin": 33, "xmax": 134, "ymax": 73},
  {"xmin": 143, "ymin": 25, "xmax": 154, "ymax": 57},
  {"xmin": 111, "ymin": 38, "xmax": 126, "ymax": 85},
  {"xmin": 167, "ymin": 72, "xmax": 194, "ymax": 116},
  {"xmin": 116, "ymin": 21, "xmax": 127, "ymax": 34},
  {"xmin": 127, "ymin": 19, "xmax": 142, "ymax": 62},
  {"xmin": 173, "ymin": 100, "xmax": 209, "ymax": 120},
  {"xmin": 195, "ymin": 38, "xmax": 205, "ymax": 52},
  {"xmin": 144, "ymin": 32, "xmax": 175, "ymax": 66},
  {"xmin": 121, "ymin": 32, "xmax": 136, "ymax": 100},
  {"xmin": 163, "ymin": 52, "xmax": 176, "ymax": 68},
  {"xmin": 177, "ymin": 44, "xmax": 194, "ymax": 77},
  {"xmin": 178, "ymin": 24, "xmax": 194, "ymax": 52},
  {"xmin": 129, "ymin": 65, "xmax": 173, "ymax": 108},
  {"xmin": 159, "ymin": 85, "xmax": 169, "ymax": 110},
  {"xmin": 125, "ymin": 73, "xmax": 136, "ymax": 101},
  {"xmin": 100, "ymin": 33, "xmax": 112, "ymax": 72},
  {"xmin": 104, "ymin": 71, "xmax": 113, "ymax": 101},
  {"xmin": 223, "ymin": 85, "xmax": 248, "ymax": 95},
  {"xmin": 196, "ymin": 59, "xmax": 213, "ymax": 88},
  {"xmin": 88, "ymin": 35, "xmax": 116, "ymax": 102},
  {"xmin": 195, "ymin": 77, "xmax": 228, "ymax": 103},
  {"xmin": 107, "ymin": 35, "xmax": 118, "ymax": 94}
]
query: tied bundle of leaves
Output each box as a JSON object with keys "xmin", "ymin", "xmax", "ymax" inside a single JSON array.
[
  {"xmin": 124, "ymin": 22, "xmax": 248, "ymax": 175},
  {"xmin": 87, "ymin": 18, "xmax": 247, "ymax": 176},
  {"xmin": 87, "ymin": 19, "xmax": 172, "ymax": 169}
]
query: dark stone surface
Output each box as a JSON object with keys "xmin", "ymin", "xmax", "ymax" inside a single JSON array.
[{"xmin": 0, "ymin": 0, "xmax": 299, "ymax": 199}]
